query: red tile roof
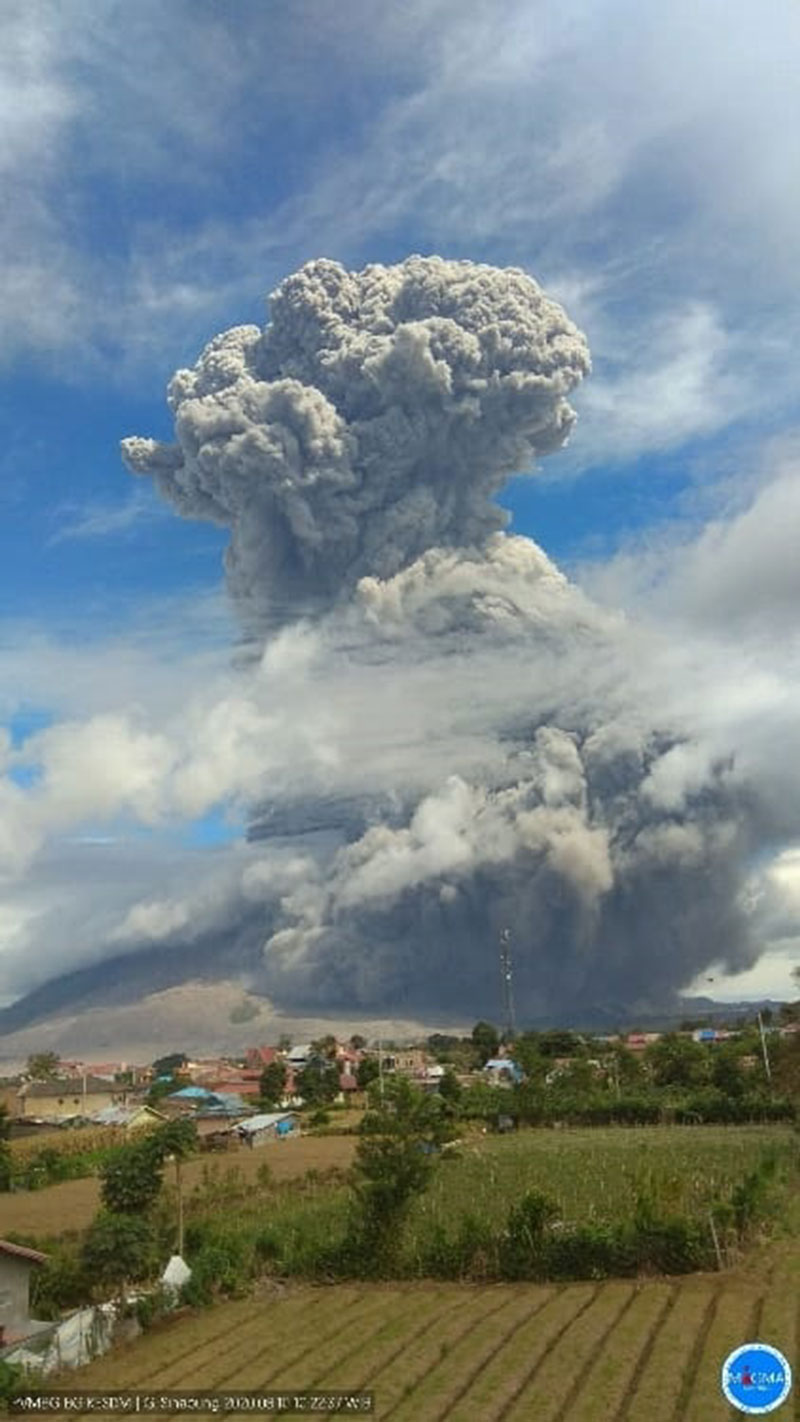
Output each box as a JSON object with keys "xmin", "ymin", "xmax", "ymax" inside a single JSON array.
[{"xmin": 246, "ymin": 1046, "xmax": 280, "ymax": 1066}]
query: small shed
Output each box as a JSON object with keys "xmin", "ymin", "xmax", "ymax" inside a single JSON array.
[
  {"xmin": 0, "ymin": 1239, "xmax": 49, "ymax": 1346},
  {"xmin": 235, "ymin": 1112, "xmax": 298, "ymax": 1148},
  {"xmin": 89, "ymin": 1104, "xmax": 167, "ymax": 1132}
]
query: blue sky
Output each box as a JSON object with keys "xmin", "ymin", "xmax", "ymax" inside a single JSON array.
[{"xmin": 1, "ymin": 0, "xmax": 800, "ymax": 1013}]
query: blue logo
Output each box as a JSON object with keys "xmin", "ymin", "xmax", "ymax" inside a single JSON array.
[{"xmin": 721, "ymin": 1342, "xmax": 792, "ymax": 1414}]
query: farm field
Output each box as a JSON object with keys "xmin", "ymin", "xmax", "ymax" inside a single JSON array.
[
  {"xmin": 58, "ymin": 1225, "xmax": 800, "ymax": 1421},
  {"xmin": 2, "ymin": 1123, "xmax": 795, "ymax": 1241},
  {"xmin": 413, "ymin": 1124, "xmax": 798, "ymax": 1229},
  {"xmin": 0, "ymin": 1134, "xmax": 358, "ymax": 1236}
]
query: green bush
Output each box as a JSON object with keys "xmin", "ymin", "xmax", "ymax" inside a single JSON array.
[
  {"xmin": 81, "ymin": 1212, "xmax": 160, "ymax": 1297},
  {"xmin": 181, "ymin": 1223, "xmax": 253, "ymax": 1303},
  {"xmin": 0, "ymin": 1359, "xmax": 37, "ymax": 1404},
  {"xmin": 133, "ymin": 1286, "xmax": 173, "ymax": 1331},
  {"xmin": 31, "ymin": 1242, "xmax": 92, "ymax": 1318},
  {"xmin": 420, "ymin": 1213, "xmax": 499, "ymax": 1280},
  {"xmin": 500, "ymin": 1190, "xmax": 561, "ymax": 1279}
]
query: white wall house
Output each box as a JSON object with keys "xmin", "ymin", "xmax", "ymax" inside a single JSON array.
[{"xmin": 0, "ymin": 1239, "xmax": 48, "ymax": 1345}]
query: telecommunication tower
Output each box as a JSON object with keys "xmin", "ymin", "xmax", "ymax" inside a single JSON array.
[{"xmin": 499, "ymin": 927, "xmax": 517, "ymax": 1040}]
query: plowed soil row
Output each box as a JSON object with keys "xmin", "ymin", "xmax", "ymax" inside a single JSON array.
[{"xmin": 63, "ymin": 1234, "xmax": 798, "ymax": 1422}]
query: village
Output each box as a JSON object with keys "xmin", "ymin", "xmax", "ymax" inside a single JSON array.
[
  {"xmin": 2, "ymin": 1015, "xmax": 796, "ymax": 1147},
  {"xmin": 1, "ymin": 1009, "xmax": 798, "ymax": 1391}
]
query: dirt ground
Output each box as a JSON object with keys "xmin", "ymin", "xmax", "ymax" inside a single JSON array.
[{"xmin": 0, "ymin": 1133, "xmax": 357, "ymax": 1238}]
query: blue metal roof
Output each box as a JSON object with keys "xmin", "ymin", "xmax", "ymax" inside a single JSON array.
[{"xmin": 484, "ymin": 1058, "xmax": 523, "ymax": 1080}]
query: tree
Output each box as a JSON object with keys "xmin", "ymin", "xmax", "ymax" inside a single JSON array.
[
  {"xmin": 438, "ymin": 1068, "xmax": 461, "ymax": 1104},
  {"xmin": 296, "ymin": 1061, "xmax": 340, "ymax": 1106},
  {"xmin": 426, "ymin": 1033, "xmax": 460, "ymax": 1059},
  {"xmin": 349, "ymin": 1034, "xmax": 367, "ymax": 1051},
  {"xmin": 536, "ymin": 1030, "xmax": 585, "ymax": 1059},
  {"xmin": 644, "ymin": 1034, "xmax": 710, "ymax": 1089},
  {"xmin": 0, "ymin": 1103, "xmax": 10, "ymax": 1192},
  {"xmin": 356, "ymin": 1055, "xmax": 380, "ymax": 1091},
  {"xmin": 81, "ymin": 1212, "xmax": 158, "ymax": 1299},
  {"xmin": 605, "ymin": 1044, "xmax": 644, "ymax": 1091},
  {"xmin": 277, "ymin": 1034, "xmax": 292, "ymax": 1052},
  {"xmin": 511, "ymin": 1032, "xmax": 546, "ymax": 1081},
  {"xmin": 99, "ymin": 1137, "xmax": 164, "ymax": 1215},
  {"xmin": 471, "ymin": 1020, "xmax": 500, "ymax": 1067},
  {"xmin": 711, "ymin": 1045, "xmax": 746, "ymax": 1099},
  {"xmin": 154, "ymin": 1117, "xmax": 197, "ymax": 1160},
  {"xmin": 153, "ymin": 1118, "xmax": 197, "ymax": 1257},
  {"xmin": 146, "ymin": 1077, "xmax": 176, "ymax": 1106},
  {"xmin": 352, "ymin": 1078, "xmax": 451, "ymax": 1262},
  {"xmin": 151, "ymin": 1052, "xmax": 188, "ymax": 1077},
  {"xmin": 26, "ymin": 1052, "xmax": 60, "ymax": 1080},
  {"xmin": 259, "ymin": 1060, "xmax": 287, "ymax": 1107},
  {"xmin": 311, "ymin": 1034, "xmax": 339, "ymax": 1060}
]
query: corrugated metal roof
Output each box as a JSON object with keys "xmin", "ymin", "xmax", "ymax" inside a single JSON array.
[
  {"xmin": 90, "ymin": 1105, "xmax": 164, "ymax": 1126},
  {"xmin": 236, "ymin": 1112, "xmax": 296, "ymax": 1134}
]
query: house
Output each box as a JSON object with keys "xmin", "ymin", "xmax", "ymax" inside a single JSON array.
[
  {"xmin": 625, "ymin": 1033, "xmax": 662, "ymax": 1053},
  {"xmin": 16, "ymin": 1076, "xmax": 127, "ymax": 1122},
  {"xmin": 88, "ymin": 1104, "xmax": 167, "ymax": 1132},
  {"xmin": 0, "ymin": 1240, "xmax": 50, "ymax": 1347},
  {"xmin": 286, "ymin": 1044, "xmax": 314, "ymax": 1068},
  {"xmin": 483, "ymin": 1057, "xmax": 523, "ymax": 1085},
  {"xmin": 203, "ymin": 1078, "xmax": 262, "ymax": 1100},
  {"xmin": 235, "ymin": 1112, "xmax": 298, "ymax": 1148},
  {"xmin": 383, "ymin": 1048, "xmax": 428, "ymax": 1075},
  {"xmin": 245, "ymin": 1046, "xmax": 282, "ymax": 1070},
  {"xmin": 166, "ymin": 1086, "xmax": 251, "ymax": 1119}
]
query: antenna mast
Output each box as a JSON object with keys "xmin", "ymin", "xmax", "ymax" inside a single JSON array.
[{"xmin": 499, "ymin": 928, "xmax": 516, "ymax": 1041}]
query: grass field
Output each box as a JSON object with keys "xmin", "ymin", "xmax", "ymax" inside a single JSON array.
[{"xmin": 55, "ymin": 1218, "xmax": 800, "ymax": 1420}]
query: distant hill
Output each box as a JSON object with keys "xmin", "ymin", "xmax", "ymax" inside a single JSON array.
[
  {"xmin": 0, "ymin": 979, "xmax": 436, "ymax": 1071},
  {"xmin": 0, "ymin": 950, "xmax": 789, "ymax": 1073}
]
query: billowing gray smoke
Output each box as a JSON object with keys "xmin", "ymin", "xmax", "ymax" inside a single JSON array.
[
  {"xmin": 122, "ymin": 256, "xmax": 589, "ymax": 628},
  {"xmin": 122, "ymin": 256, "xmax": 758, "ymax": 1022}
]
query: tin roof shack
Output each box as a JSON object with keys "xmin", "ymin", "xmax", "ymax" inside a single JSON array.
[
  {"xmin": 235, "ymin": 1112, "xmax": 298, "ymax": 1148},
  {"xmin": 0, "ymin": 1240, "xmax": 49, "ymax": 1347},
  {"xmin": 89, "ymin": 1104, "xmax": 167, "ymax": 1132}
]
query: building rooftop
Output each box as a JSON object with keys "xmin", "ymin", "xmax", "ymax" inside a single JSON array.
[
  {"xmin": 20, "ymin": 1077, "xmax": 121, "ymax": 1098},
  {"xmin": 0, "ymin": 1239, "xmax": 48, "ymax": 1265},
  {"xmin": 236, "ymin": 1112, "xmax": 296, "ymax": 1134}
]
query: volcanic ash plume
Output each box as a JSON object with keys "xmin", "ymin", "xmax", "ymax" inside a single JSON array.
[
  {"xmin": 120, "ymin": 256, "xmax": 758, "ymax": 1021},
  {"xmin": 122, "ymin": 256, "xmax": 589, "ymax": 627}
]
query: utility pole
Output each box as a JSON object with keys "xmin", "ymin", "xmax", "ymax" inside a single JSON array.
[
  {"xmin": 499, "ymin": 928, "xmax": 516, "ymax": 1042},
  {"xmin": 168, "ymin": 1153, "xmax": 185, "ymax": 1256},
  {"xmin": 756, "ymin": 1012, "xmax": 772, "ymax": 1086}
]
